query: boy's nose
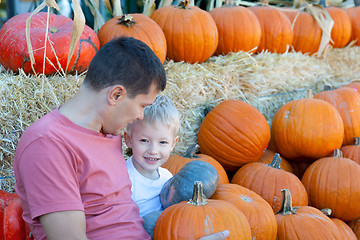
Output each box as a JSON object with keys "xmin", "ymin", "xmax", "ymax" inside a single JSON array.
[{"xmin": 148, "ymin": 143, "xmax": 159, "ymax": 154}]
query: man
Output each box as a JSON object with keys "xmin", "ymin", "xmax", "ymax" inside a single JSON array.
[{"xmin": 14, "ymin": 37, "xmax": 229, "ymax": 240}]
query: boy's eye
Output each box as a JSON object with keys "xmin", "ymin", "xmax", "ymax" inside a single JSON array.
[
  {"xmin": 140, "ymin": 139, "xmax": 148, "ymax": 142},
  {"xmin": 160, "ymin": 141, "xmax": 168, "ymax": 145}
]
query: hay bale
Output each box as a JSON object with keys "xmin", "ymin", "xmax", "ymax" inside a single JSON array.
[{"xmin": 1, "ymin": 46, "xmax": 360, "ymax": 192}]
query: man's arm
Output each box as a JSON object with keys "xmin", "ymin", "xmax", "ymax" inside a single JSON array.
[{"xmin": 39, "ymin": 210, "xmax": 88, "ymax": 240}]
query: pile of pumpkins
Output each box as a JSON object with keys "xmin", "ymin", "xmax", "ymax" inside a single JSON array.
[
  {"xmin": 146, "ymin": 81, "xmax": 360, "ymax": 239},
  {"xmin": 1, "ymin": 0, "xmax": 360, "ymax": 75}
]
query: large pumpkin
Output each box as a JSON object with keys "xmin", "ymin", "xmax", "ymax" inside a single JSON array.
[
  {"xmin": 282, "ymin": 10, "xmax": 321, "ymax": 54},
  {"xmin": 197, "ymin": 100, "xmax": 270, "ymax": 172},
  {"xmin": 301, "ymin": 149, "xmax": 360, "ymax": 221},
  {"xmin": 150, "ymin": 0, "xmax": 218, "ymax": 63},
  {"xmin": 160, "ymin": 160, "xmax": 219, "ymax": 209},
  {"xmin": 0, "ymin": 12, "xmax": 99, "ymax": 75},
  {"xmin": 271, "ymin": 90, "xmax": 344, "ymax": 161},
  {"xmin": 249, "ymin": 6, "xmax": 293, "ymax": 53},
  {"xmin": 0, "ymin": 190, "xmax": 33, "ymax": 240},
  {"xmin": 209, "ymin": 5, "xmax": 261, "ymax": 55},
  {"xmin": 97, "ymin": 14, "xmax": 167, "ymax": 63},
  {"xmin": 346, "ymin": 6, "xmax": 360, "ymax": 46},
  {"xmin": 211, "ymin": 183, "xmax": 277, "ymax": 240},
  {"xmin": 275, "ymin": 189, "xmax": 343, "ymax": 240},
  {"xmin": 326, "ymin": 7, "xmax": 352, "ymax": 48},
  {"xmin": 153, "ymin": 181, "xmax": 252, "ymax": 240},
  {"xmin": 314, "ymin": 86, "xmax": 360, "ymax": 146},
  {"xmin": 231, "ymin": 153, "xmax": 308, "ymax": 212},
  {"xmin": 162, "ymin": 144, "xmax": 229, "ymax": 184}
]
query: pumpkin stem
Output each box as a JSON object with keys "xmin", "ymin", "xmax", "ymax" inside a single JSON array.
[
  {"xmin": 333, "ymin": 149, "xmax": 343, "ymax": 158},
  {"xmin": 355, "ymin": 137, "xmax": 360, "ymax": 146},
  {"xmin": 276, "ymin": 189, "xmax": 296, "ymax": 215},
  {"xmin": 182, "ymin": 144, "xmax": 200, "ymax": 159},
  {"xmin": 320, "ymin": 208, "xmax": 332, "ymax": 216},
  {"xmin": 177, "ymin": 0, "xmax": 190, "ymax": 9},
  {"xmin": 224, "ymin": 0, "xmax": 234, "ymax": 5},
  {"xmin": 267, "ymin": 153, "xmax": 282, "ymax": 169},
  {"xmin": 187, "ymin": 181, "xmax": 207, "ymax": 206},
  {"xmin": 49, "ymin": 27, "xmax": 59, "ymax": 33},
  {"xmin": 117, "ymin": 14, "xmax": 136, "ymax": 27},
  {"xmin": 306, "ymin": 89, "xmax": 313, "ymax": 98}
]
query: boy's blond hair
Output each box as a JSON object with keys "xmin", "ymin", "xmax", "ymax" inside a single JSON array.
[{"xmin": 126, "ymin": 95, "xmax": 180, "ymax": 137}]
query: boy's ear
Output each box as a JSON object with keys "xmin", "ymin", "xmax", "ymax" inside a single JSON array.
[
  {"xmin": 124, "ymin": 132, "xmax": 132, "ymax": 148},
  {"xmin": 108, "ymin": 85, "xmax": 127, "ymax": 105},
  {"xmin": 171, "ymin": 136, "xmax": 179, "ymax": 151}
]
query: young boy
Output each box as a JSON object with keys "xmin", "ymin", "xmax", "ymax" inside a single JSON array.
[{"xmin": 124, "ymin": 94, "xmax": 180, "ymax": 217}]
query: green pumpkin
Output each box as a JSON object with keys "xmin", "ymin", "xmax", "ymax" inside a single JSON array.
[
  {"xmin": 142, "ymin": 210, "xmax": 163, "ymax": 239},
  {"xmin": 160, "ymin": 160, "xmax": 219, "ymax": 209}
]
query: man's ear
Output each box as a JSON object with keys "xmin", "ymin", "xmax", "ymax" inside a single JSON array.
[
  {"xmin": 124, "ymin": 132, "xmax": 132, "ymax": 148},
  {"xmin": 108, "ymin": 85, "xmax": 127, "ymax": 105}
]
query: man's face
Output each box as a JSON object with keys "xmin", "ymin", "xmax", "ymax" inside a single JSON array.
[{"xmin": 103, "ymin": 84, "xmax": 159, "ymax": 135}]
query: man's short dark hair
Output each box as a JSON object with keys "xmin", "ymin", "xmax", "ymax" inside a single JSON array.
[{"xmin": 83, "ymin": 37, "xmax": 166, "ymax": 97}]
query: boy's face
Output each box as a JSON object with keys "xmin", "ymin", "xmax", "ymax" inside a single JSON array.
[{"xmin": 125, "ymin": 121, "xmax": 178, "ymax": 179}]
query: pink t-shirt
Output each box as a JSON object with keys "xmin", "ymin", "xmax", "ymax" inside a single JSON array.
[{"xmin": 13, "ymin": 108, "xmax": 151, "ymax": 240}]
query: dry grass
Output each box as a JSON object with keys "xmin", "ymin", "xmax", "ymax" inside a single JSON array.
[{"xmin": 1, "ymin": 46, "xmax": 360, "ymax": 192}]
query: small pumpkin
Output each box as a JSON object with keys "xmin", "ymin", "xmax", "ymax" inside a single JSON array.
[
  {"xmin": 346, "ymin": 6, "xmax": 360, "ymax": 46},
  {"xmin": 348, "ymin": 217, "xmax": 360, "ymax": 239},
  {"xmin": 160, "ymin": 160, "xmax": 219, "ymax": 209},
  {"xmin": 209, "ymin": 3, "xmax": 261, "ymax": 55},
  {"xmin": 150, "ymin": 0, "xmax": 218, "ymax": 63},
  {"xmin": 231, "ymin": 153, "xmax": 308, "ymax": 212},
  {"xmin": 0, "ymin": 190, "xmax": 33, "ymax": 240},
  {"xmin": 198, "ymin": 99, "xmax": 270, "ymax": 172},
  {"xmin": 0, "ymin": 12, "xmax": 99, "ymax": 75},
  {"xmin": 97, "ymin": 14, "xmax": 167, "ymax": 63},
  {"xmin": 314, "ymin": 86, "xmax": 360, "ymax": 146},
  {"xmin": 271, "ymin": 89, "xmax": 344, "ymax": 161},
  {"xmin": 249, "ymin": 6, "xmax": 293, "ymax": 53},
  {"xmin": 211, "ymin": 183, "xmax": 277, "ymax": 240},
  {"xmin": 162, "ymin": 144, "xmax": 229, "ymax": 184},
  {"xmin": 320, "ymin": 208, "xmax": 357, "ymax": 240},
  {"xmin": 301, "ymin": 149, "xmax": 360, "ymax": 221},
  {"xmin": 259, "ymin": 149, "xmax": 293, "ymax": 172},
  {"xmin": 153, "ymin": 181, "xmax": 252, "ymax": 240},
  {"xmin": 275, "ymin": 189, "xmax": 343, "ymax": 240},
  {"xmin": 282, "ymin": 10, "xmax": 321, "ymax": 54},
  {"xmin": 341, "ymin": 137, "xmax": 360, "ymax": 164},
  {"xmin": 142, "ymin": 210, "xmax": 163, "ymax": 239},
  {"xmin": 326, "ymin": 7, "xmax": 352, "ymax": 48}
]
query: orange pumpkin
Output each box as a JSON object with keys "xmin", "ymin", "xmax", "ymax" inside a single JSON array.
[
  {"xmin": 212, "ymin": 183, "xmax": 277, "ymax": 240},
  {"xmin": 197, "ymin": 100, "xmax": 271, "ymax": 172},
  {"xmin": 326, "ymin": 7, "xmax": 352, "ymax": 48},
  {"xmin": 302, "ymin": 149, "xmax": 360, "ymax": 221},
  {"xmin": 259, "ymin": 149, "xmax": 293, "ymax": 172},
  {"xmin": 209, "ymin": 5, "xmax": 261, "ymax": 55},
  {"xmin": 348, "ymin": 217, "xmax": 360, "ymax": 239},
  {"xmin": 249, "ymin": 6, "xmax": 293, "ymax": 53},
  {"xmin": 153, "ymin": 181, "xmax": 252, "ymax": 240},
  {"xmin": 271, "ymin": 90, "xmax": 344, "ymax": 161},
  {"xmin": 321, "ymin": 208, "xmax": 357, "ymax": 240},
  {"xmin": 150, "ymin": 0, "xmax": 218, "ymax": 64},
  {"xmin": 231, "ymin": 153, "xmax": 308, "ymax": 212},
  {"xmin": 282, "ymin": 10, "xmax": 321, "ymax": 54},
  {"xmin": 346, "ymin": 6, "xmax": 360, "ymax": 46},
  {"xmin": 97, "ymin": 14, "xmax": 167, "ymax": 63},
  {"xmin": 341, "ymin": 137, "xmax": 360, "ymax": 164},
  {"xmin": 275, "ymin": 189, "xmax": 343, "ymax": 240},
  {"xmin": 314, "ymin": 86, "xmax": 360, "ymax": 146},
  {"xmin": 344, "ymin": 80, "xmax": 360, "ymax": 92},
  {"xmin": 162, "ymin": 144, "xmax": 229, "ymax": 184}
]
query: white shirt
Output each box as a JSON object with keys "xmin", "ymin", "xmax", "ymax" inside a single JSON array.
[{"xmin": 126, "ymin": 157, "xmax": 173, "ymax": 217}]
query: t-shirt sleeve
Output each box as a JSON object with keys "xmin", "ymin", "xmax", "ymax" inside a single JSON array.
[{"xmin": 18, "ymin": 136, "xmax": 84, "ymax": 219}]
